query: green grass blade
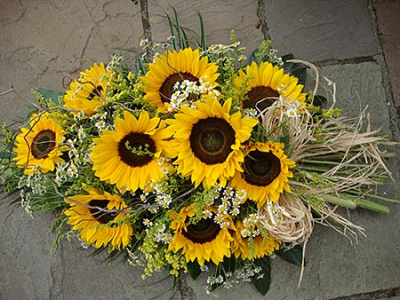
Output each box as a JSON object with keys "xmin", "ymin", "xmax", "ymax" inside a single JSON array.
[
  {"xmin": 166, "ymin": 13, "xmax": 177, "ymax": 51},
  {"xmin": 180, "ymin": 26, "xmax": 191, "ymax": 48},
  {"xmin": 198, "ymin": 13, "xmax": 206, "ymax": 50},
  {"xmin": 173, "ymin": 7, "xmax": 184, "ymax": 50}
]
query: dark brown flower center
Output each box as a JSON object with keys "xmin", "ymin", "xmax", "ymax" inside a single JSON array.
[
  {"xmin": 159, "ymin": 72, "xmax": 199, "ymax": 103},
  {"xmin": 118, "ymin": 132, "xmax": 156, "ymax": 167},
  {"xmin": 243, "ymin": 150, "xmax": 281, "ymax": 186},
  {"xmin": 31, "ymin": 130, "xmax": 56, "ymax": 159},
  {"xmin": 87, "ymin": 85, "xmax": 104, "ymax": 100},
  {"xmin": 88, "ymin": 199, "xmax": 117, "ymax": 224},
  {"xmin": 190, "ymin": 117, "xmax": 235, "ymax": 165},
  {"xmin": 243, "ymin": 86, "xmax": 279, "ymax": 111},
  {"xmin": 182, "ymin": 218, "xmax": 221, "ymax": 244}
]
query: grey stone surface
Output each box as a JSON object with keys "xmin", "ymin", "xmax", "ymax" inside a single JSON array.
[
  {"xmin": 0, "ymin": 206, "xmax": 180, "ymax": 300},
  {"xmin": 148, "ymin": 0, "xmax": 264, "ymax": 58},
  {"xmin": 375, "ymin": 0, "xmax": 400, "ymax": 112},
  {"xmin": 260, "ymin": 0, "xmax": 379, "ymax": 62},
  {"xmin": 1, "ymin": 0, "xmax": 400, "ymax": 299},
  {"xmin": 0, "ymin": 0, "xmax": 143, "ymax": 127},
  {"xmin": 312, "ymin": 62, "xmax": 394, "ymax": 134}
]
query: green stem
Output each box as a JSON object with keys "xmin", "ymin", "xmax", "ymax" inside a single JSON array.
[
  {"xmin": 355, "ymin": 198, "xmax": 390, "ymax": 214},
  {"xmin": 301, "ymin": 159, "xmax": 372, "ymax": 168},
  {"xmin": 344, "ymin": 189, "xmax": 400, "ymax": 203},
  {"xmin": 320, "ymin": 194, "xmax": 357, "ymax": 209}
]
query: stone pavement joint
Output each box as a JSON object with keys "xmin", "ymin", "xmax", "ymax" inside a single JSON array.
[
  {"xmin": 329, "ymin": 286, "xmax": 400, "ymax": 300},
  {"xmin": 313, "ymin": 56, "xmax": 376, "ymax": 67},
  {"xmin": 178, "ymin": 276, "xmax": 196, "ymax": 300},
  {"xmin": 137, "ymin": 0, "xmax": 152, "ymax": 44},
  {"xmin": 256, "ymin": 0, "xmax": 271, "ymax": 41}
]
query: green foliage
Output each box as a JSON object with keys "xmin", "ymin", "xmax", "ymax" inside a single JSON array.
[
  {"xmin": 276, "ymin": 245, "xmax": 303, "ymax": 266},
  {"xmin": 35, "ymin": 88, "xmax": 63, "ymax": 106},
  {"xmin": 252, "ymin": 256, "xmax": 271, "ymax": 295}
]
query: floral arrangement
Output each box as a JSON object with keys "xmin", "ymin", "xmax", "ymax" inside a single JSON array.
[{"xmin": 0, "ymin": 14, "xmax": 397, "ymax": 296}]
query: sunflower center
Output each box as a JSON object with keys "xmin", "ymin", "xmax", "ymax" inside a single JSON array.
[
  {"xmin": 87, "ymin": 85, "xmax": 103, "ymax": 100},
  {"xmin": 118, "ymin": 133, "xmax": 156, "ymax": 167},
  {"xmin": 243, "ymin": 150, "xmax": 281, "ymax": 186},
  {"xmin": 190, "ymin": 117, "xmax": 235, "ymax": 165},
  {"xmin": 183, "ymin": 218, "xmax": 221, "ymax": 244},
  {"xmin": 243, "ymin": 86, "xmax": 279, "ymax": 111},
  {"xmin": 88, "ymin": 199, "xmax": 117, "ymax": 224},
  {"xmin": 159, "ymin": 72, "xmax": 199, "ymax": 103},
  {"xmin": 31, "ymin": 130, "xmax": 56, "ymax": 159}
]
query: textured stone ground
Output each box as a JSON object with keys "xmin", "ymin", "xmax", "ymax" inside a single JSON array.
[{"xmin": 1, "ymin": 0, "xmax": 399, "ymax": 299}]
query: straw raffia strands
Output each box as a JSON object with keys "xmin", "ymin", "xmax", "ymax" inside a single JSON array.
[
  {"xmin": 259, "ymin": 195, "xmax": 313, "ymax": 244},
  {"xmin": 255, "ymin": 61, "xmax": 395, "ymax": 243}
]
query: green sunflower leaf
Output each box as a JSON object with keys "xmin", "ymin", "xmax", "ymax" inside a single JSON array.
[
  {"xmin": 276, "ymin": 244, "xmax": 303, "ymax": 266},
  {"xmin": 187, "ymin": 260, "xmax": 202, "ymax": 280},
  {"xmin": 36, "ymin": 88, "xmax": 63, "ymax": 105},
  {"xmin": 252, "ymin": 256, "xmax": 271, "ymax": 296},
  {"xmin": 292, "ymin": 66, "xmax": 307, "ymax": 86},
  {"xmin": 313, "ymin": 95, "xmax": 327, "ymax": 108}
]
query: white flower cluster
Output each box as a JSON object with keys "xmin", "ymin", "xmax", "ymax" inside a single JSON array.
[
  {"xmin": 236, "ymin": 264, "xmax": 263, "ymax": 282},
  {"xmin": 18, "ymin": 167, "xmax": 47, "ymax": 196},
  {"xmin": 205, "ymin": 41, "xmax": 247, "ymax": 64},
  {"xmin": 241, "ymin": 213, "xmax": 261, "ymax": 238},
  {"xmin": 142, "ymin": 220, "xmax": 172, "ymax": 244},
  {"xmin": 243, "ymin": 108, "xmax": 258, "ymax": 118},
  {"xmin": 106, "ymin": 55, "xmax": 124, "ymax": 71},
  {"xmin": 213, "ymin": 186, "xmax": 247, "ymax": 229},
  {"xmin": 90, "ymin": 111, "xmax": 111, "ymax": 134},
  {"xmin": 55, "ymin": 161, "xmax": 79, "ymax": 185},
  {"xmin": 152, "ymin": 223, "xmax": 173, "ymax": 244},
  {"xmin": 168, "ymin": 77, "xmax": 218, "ymax": 111},
  {"xmin": 204, "ymin": 262, "xmax": 264, "ymax": 294},
  {"xmin": 267, "ymin": 48, "xmax": 283, "ymax": 68},
  {"xmin": 19, "ymin": 189, "xmax": 33, "ymax": 218},
  {"xmin": 127, "ymin": 248, "xmax": 145, "ymax": 267}
]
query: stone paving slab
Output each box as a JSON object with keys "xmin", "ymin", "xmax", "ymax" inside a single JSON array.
[
  {"xmin": 260, "ymin": 0, "xmax": 379, "ymax": 62},
  {"xmin": 0, "ymin": 0, "xmax": 143, "ymax": 127},
  {"xmin": 1, "ymin": 0, "xmax": 399, "ymax": 299},
  {"xmin": 374, "ymin": 0, "xmax": 400, "ymax": 113},
  {"xmin": 148, "ymin": 0, "xmax": 263, "ymax": 58},
  {"xmin": 0, "ymin": 206, "xmax": 180, "ymax": 300}
]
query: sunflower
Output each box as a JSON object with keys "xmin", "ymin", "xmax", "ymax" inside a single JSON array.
[
  {"xmin": 13, "ymin": 112, "xmax": 65, "ymax": 175},
  {"xmin": 230, "ymin": 141, "xmax": 296, "ymax": 208},
  {"xmin": 235, "ymin": 61, "xmax": 306, "ymax": 112},
  {"xmin": 167, "ymin": 97, "xmax": 258, "ymax": 188},
  {"xmin": 64, "ymin": 62, "xmax": 109, "ymax": 116},
  {"xmin": 231, "ymin": 220, "xmax": 280, "ymax": 260},
  {"xmin": 64, "ymin": 188, "xmax": 133, "ymax": 250},
  {"xmin": 142, "ymin": 48, "xmax": 219, "ymax": 113},
  {"xmin": 90, "ymin": 110, "xmax": 173, "ymax": 193},
  {"xmin": 168, "ymin": 205, "xmax": 234, "ymax": 266}
]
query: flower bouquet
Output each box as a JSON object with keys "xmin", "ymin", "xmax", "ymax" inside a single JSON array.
[{"xmin": 0, "ymin": 13, "xmax": 397, "ymax": 296}]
